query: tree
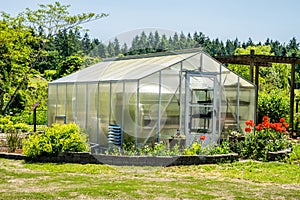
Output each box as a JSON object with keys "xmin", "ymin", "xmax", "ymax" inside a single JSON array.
[
  {"xmin": 107, "ymin": 41, "xmax": 115, "ymax": 57},
  {"xmin": 121, "ymin": 43, "xmax": 128, "ymax": 54},
  {"xmin": 82, "ymin": 32, "xmax": 92, "ymax": 55},
  {"xmin": 0, "ymin": 1, "xmax": 107, "ymax": 115},
  {"xmin": 158, "ymin": 34, "xmax": 169, "ymax": 51},
  {"xmin": 0, "ymin": 20, "xmax": 37, "ymax": 115},
  {"xmin": 153, "ymin": 31, "xmax": 160, "ymax": 50},
  {"xmin": 113, "ymin": 38, "xmax": 121, "ymax": 56}
]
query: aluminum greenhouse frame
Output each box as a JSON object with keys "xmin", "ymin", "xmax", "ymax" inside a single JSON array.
[{"xmin": 48, "ymin": 50, "xmax": 256, "ymax": 151}]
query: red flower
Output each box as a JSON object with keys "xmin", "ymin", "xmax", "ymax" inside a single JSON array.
[
  {"xmin": 256, "ymin": 124, "xmax": 263, "ymax": 131},
  {"xmin": 200, "ymin": 135, "xmax": 206, "ymax": 140},
  {"xmin": 245, "ymin": 127, "xmax": 252, "ymax": 133},
  {"xmin": 280, "ymin": 118, "xmax": 285, "ymax": 123},
  {"xmin": 263, "ymin": 116, "xmax": 269, "ymax": 122},
  {"xmin": 262, "ymin": 121, "xmax": 271, "ymax": 128},
  {"xmin": 245, "ymin": 120, "xmax": 255, "ymax": 127},
  {"xmin": 283, "ymin": 122, "xmax": 289, "ymax": 128},
  {"xmin": 270, "ymin": 123, "xmax": 276, "ymax": 129}
]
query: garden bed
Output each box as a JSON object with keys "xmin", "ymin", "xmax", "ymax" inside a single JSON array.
[{"xmin": 0, "ymin": 151, "xmax": 238, "ymax": 166}]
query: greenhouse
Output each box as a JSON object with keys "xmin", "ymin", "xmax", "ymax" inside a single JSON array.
[{"xmin": 48, "ymin": 49, "xmax": 256, "ymax": 151}]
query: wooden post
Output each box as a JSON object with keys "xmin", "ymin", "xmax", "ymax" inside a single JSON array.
[
  {"xmin": 255, "ymin": 65, "xmax": 259, "ymax": 123},
  {"xmin": 30, "ymin": 101, "xmax": 40, "ymax": 132},
  {"xmin": 290, "ymin": 56, "xmax": 296, "ymax": 132},
  {"xmin": 33, "ymin": 107, "xmax": 37, "ymax": 132},
  {"xmin": 250, "ymin": 50, "xmax": 255, "ymax": 83}
]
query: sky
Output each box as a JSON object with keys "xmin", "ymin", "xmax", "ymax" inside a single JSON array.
[{"xmin": 0, "ymin": 0, "xmax": 299, "ymax": 45}]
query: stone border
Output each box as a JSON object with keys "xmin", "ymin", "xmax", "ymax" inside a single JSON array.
[
  {"xmin": 0, "ymin": 152, "xmax": 238, "ymax": 166},
  {"xmin": 267, "ymin": 148, "xmax": 292, "ymax": 161}
]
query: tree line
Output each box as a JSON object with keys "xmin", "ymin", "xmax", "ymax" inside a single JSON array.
[
  {"xmin": 91, "ymin": 31, "xmax": 299, "ymax": 58},
  {"xmin": 0, "ymin": 1, "xmax": 299, "ymax": 122}
]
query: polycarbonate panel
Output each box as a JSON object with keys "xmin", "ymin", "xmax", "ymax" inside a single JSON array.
[
  {"xmin": 110, "ymin": 81, "xmax": 124, "ymax": 127},
  {"xmin": 160, "ymin": 67, "xmax": 180, "ymax": 139},
  {"xmin": 51, "ymin": 53, "xmax": 197, "ymax": 83},
  {"xmin": 202, "ymin": 53, "xmax": 221, "ymax": 73},
  {"xmin": 66, "ymin": 83, "xmax": 75, "ymax": 123},
  {"xmin": 75, "ymin": 83, "xmax": 86, "ymax": 129},
  {"xmin": 86, "ymin": 83, "xmax": 98, "ymax": 143},
  {"xmin": 47, "ymin": 84, "xmax": 57, "ymax": 125},
  {"xmin": 239, "ymin": 86, "xmax": 256, "ymax": 133},
  {"xmin": 98, "ymin": 83, "xmax": 110, "ymax": 146},
  {"xmin": 122, "ymin": 81, "xmax": 138, "ymax": 146},
  {"xmin": 138, "ymin": 73, "xmax": 160, "ymax": 145},
  {"xmin": 182, "ymin": 54, "xmax": 200, "ymax": 71},
  {"xmin": 56, "ymin": 84, "xmax": 66, "ymax": 118},
  {"xmin": 222, "ymin": 72, "xmax": 239, "ymax": 132}
]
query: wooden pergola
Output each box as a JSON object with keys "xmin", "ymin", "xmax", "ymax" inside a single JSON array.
[{"xmin": 214, "ymin": 50, "xmax": 300, "ymax": 130}]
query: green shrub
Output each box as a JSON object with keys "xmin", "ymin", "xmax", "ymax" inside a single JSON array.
[
  {"xmin": 258, "ymin": 90, "xmax": 289, "ymax": 123},
  {"xmin": 23, "ymin": 123, "xmax": 88, "ymax": 159},
  {"xmin": 0, "ymin": 116, "xmax": 14, "ymax": 133}
]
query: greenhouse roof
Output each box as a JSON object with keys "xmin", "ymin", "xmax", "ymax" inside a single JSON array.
[
  {"xmin": 51, "ymin": 52, "xmax": 198, "ymax": 83},
  {"xmin": 50, "ymin": 49, "xmax": 255, "ymax": 88}
]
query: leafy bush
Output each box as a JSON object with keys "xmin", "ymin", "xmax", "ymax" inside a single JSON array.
[
  {"xmin": 240, "ymin": 117, "xmax": 292, "ymax": 161},
  {"xmin": 23, "ymin": 123, "xmax": 88, "ymax": 159},
  {"xmin": 0, "ymin": 116, "xmax": 14, "ymax": 133},
  {"xmin": 257, "ymin": 90, "xmax": 289, "ymax": 123},
  {"xmin": 208, "ymin": 141, "xmax": 232, "ymax": 155}
]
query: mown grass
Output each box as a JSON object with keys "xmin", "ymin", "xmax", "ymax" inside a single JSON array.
[{"xmin": 0, "ymin": 158, "xmax": 300, "ymax": 199}]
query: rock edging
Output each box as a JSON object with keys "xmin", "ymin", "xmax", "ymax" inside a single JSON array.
[{"xmin": 0, "ymin": 152, "xmax": 238, "ymax": 166}]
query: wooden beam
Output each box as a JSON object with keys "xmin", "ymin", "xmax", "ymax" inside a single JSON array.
[{"xmin": 214, "ymin": 55, "xmax": 300, "ymax": 65}]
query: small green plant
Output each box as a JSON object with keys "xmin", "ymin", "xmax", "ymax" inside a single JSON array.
[
  {"xmin": 23, "ymin": 123, "xmax": 89, "ymax": 159},
  {"xmin": 289, "ymin": 142, "xmax": 300, "ymax": 164},
  {"xmin": 107, "ymin": 142, "xmax": 182, "ymax": 156},
  {"xmin": 183, "ymin": 142, "xmax": 203, "ymax": 155},
  {"xmin": 208, "ymin": 141, "xmax": 232, "ymax": 155},
  {"xmin": 6, "ymin": 129, "xmax": 22, "ymax": 153}
]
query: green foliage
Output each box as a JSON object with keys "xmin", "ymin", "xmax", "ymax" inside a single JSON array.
[
  {"xmin": 23, "ymin": 123, "xmax": 88, "ymax": 159},
  {"xmin": 109, "ymin": 142, "xmax": 181, "ymax": 156},
  {"xmin": 240, "ymin": 117, "xmax": 292, "ymax": 161},
  {"xmin": 288, "ymin": 142, "xmax": 300, "ymax": 164},
  {"xmin": 257, "ymin": 90, "xmax": 289, "ymax": 123},
  {"xmin": 183, "ymin": 142, "xmax": 203, "ymax": 155},
  {"xmin": 6, "ymin": 129, "xmax": 22, "ymax": 153},
  {"xmin": 0, "ymin": 116, "xmax": 13, "ymax": 132},
  {"xmin": 208, "ymin": 141, "xmax": 232, "ymax": 155},
  {"xmin": 0, "ymin": 2, "xmax": 107, "ymax": 116},
  {"xmin": 0, "ymin": 115, "xmax": 32, "ymax": 133}
]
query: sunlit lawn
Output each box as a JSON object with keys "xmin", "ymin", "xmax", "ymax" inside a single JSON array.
[{"xmin": 1, "ymin": 158, "xmax": 300, "ymax": 200}]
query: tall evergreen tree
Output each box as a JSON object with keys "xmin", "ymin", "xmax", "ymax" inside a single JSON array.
[
  {"xmin": 113, "ymin": 38, "xmax": 121, "ymax": 56},
  {"xmin": 154, "ymin": 31, "xmax": 160, "ymax": 50},
  {"xmin": 82, "ymin": 32, "xmax": 92, "ymax": 55},
  {"xmin": 107, "ymin": 41, "xmax": 115, "ymax": 57}
]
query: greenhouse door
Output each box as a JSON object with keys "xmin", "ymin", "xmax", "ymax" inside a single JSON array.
[{"xmin": 184, "ymin": 72, "xmax": 217, "ymax": 143}]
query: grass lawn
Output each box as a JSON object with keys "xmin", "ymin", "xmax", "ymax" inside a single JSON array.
[{"xmin": 0, "ymin": 158, "xmax": 300, "ymax": 199}]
